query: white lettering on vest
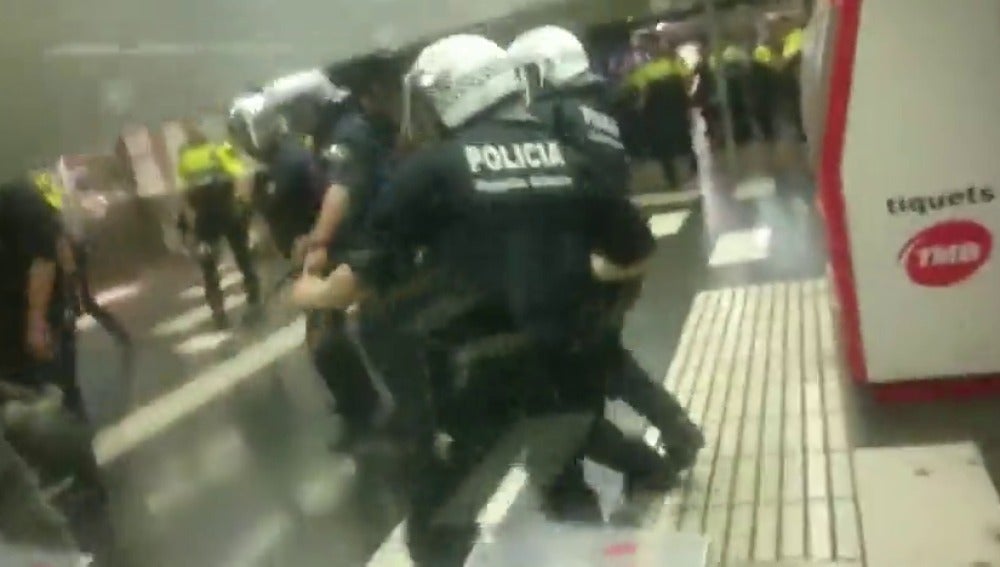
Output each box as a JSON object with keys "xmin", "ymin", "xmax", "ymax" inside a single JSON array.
[
  {"xmin": 500, "ymin": 145, "xmax": 524, "ymax": 169},
  {"xmin": 579, "ymin": 105, "xmax": 621, "ymax": 138},
  {"xmin": 482, "ymin": 146, "xmax": 503, "ymax": 170},
  {"xmin": 463, "ymin": 141, "xmax": 568, "ymax": 173},
  {"xmin": 523, "ymin": 143, "xmax": 543, "ymax": 168},
  {"xmin": 464, "ymin": 146, "xmax": 484, "ymax": 173}
]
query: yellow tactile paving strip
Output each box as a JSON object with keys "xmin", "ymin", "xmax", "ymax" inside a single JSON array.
[{"xmin": 651, "ymin": 279, "xmax": 864, "ymax": 566}]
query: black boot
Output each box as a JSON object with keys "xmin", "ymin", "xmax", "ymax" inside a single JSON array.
[
  {"xmin": 541, "ymin": 462, "xmax": 603, "ymax": 524},
  {"xmin": 623, "ymin": 457, "xmax": 682, "ymax": 498},
  {"xmin": 663, "ymin": 419, "xmax": 705, "ymax": 472}
]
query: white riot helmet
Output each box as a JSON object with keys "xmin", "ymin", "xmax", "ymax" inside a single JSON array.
[
  {"xmin": 507, "ymin": 25, "xmax": 591, "ymax": 87},
  {"xmin": 402, "ymin": 34, "xmax": 522, "ymax": 134},
  {"xmin": 262, "ymin": 69, "xmax": 349, "ymax": 109},
  {"xmin": 227, "ymin": 92, "xmax": 287, "ymax": 156}
]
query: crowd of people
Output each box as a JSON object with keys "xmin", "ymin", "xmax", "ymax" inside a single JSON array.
[
  {"xmin": 604, "ymin": 13, "xmax": 807, "ymax": 188},
  {"xmin": 0, "ymin": 17, "xmax": 803, "ymax": 565}
]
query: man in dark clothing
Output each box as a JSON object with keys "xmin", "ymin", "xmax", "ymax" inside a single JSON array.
[
  {"xmin": 0, "ymin": 174, "xmax": 107, "ymax": 558},
  {"xmin": 0, "ymin": 176, "xmax": 68, "ymax": 397},
  {"xmin": 293, "ymin": 34, "xmax": 670, "ymax": 565},
  {"xmin": 508, "ymin": 26, "xmax": 704, "ymax": 481}
]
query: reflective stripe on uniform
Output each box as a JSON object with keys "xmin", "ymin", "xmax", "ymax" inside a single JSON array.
[
  {"xmin": 782, "ymin": 28, "xmax": 804, "ymax": 59},
  {"xmin": 30, "ymin": 171, "xmax": 64, "ymax": 210}
]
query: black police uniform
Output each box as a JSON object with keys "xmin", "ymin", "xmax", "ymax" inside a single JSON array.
[
  {"xmin": 530, "ymin": 81, "xmax": 704, "ymax": 474},
  {"xmin": 527, "ymin": 78, "xmax": 630, "ymax": 192},
  {"xmin": 307, "ymin": 102, "xmax": 397, "ymax": 441},
  {"xmin": 351, "ymin": 102, "xmax": 660, "ymax": 564},
  {"xmin": 255, "ymin": 133, "xmax": 327, "ymax": 258}
]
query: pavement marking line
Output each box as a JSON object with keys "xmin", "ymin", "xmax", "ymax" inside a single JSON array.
[
  {"xmin": 179, "ymin": 272, "xmax": 244, "ymax": 300},
  {"xmin": 152, "ymin": 292, "xmax": 246, "ymax": 336},
  {"xmin": 94, "ymin": 281, "xmax": 143, "ymax": 305},
  {"xmin": 366, "ymin": 521, "xmax": 412, "ymax": 567},
  {"xmin": 475, "ymin": 465, "xmax": 529, "ymax": 543},
  {"xmin": 369, "ymin": 415, "xmax": 590, "ymax": 566},
  {"xmin": 708, "ymin": 227, "xmax": 772, "ymax": 267},
  {"xmin": 368, "ymin": 467, "xmax": 530, "ymax": 565},
  {"xmin": 173, "ymin": 330, "xmax": 233, "ymax": 356},
  {"xmin": 648, "ymin": 210, "xmax": 691, "ymax": 238},
  {"xmin": 632, "ymin": 189, "xmax": 700, "ymax": 208},
  {"xmin": 77, "ymin": 281, "xmax": 143, "ymax": 332},
  {"xmin": 93, "ymin": 318, "xmax": 305, "ymax": 466}
]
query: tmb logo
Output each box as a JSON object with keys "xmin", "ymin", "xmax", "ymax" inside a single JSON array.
[{"xmin": 898, "ymin": 219, "xmax": 992, "ymax": 287}]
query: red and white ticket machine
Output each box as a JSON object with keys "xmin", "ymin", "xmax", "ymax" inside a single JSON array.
[{"xmin": 812, "ymin": 0, "xmax": 1000, "ymax": 399}]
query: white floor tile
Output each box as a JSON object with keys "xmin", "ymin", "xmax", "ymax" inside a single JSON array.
[
  {"xmin": 733, "ymin": 176, "xmax": 777, "ymax": 201},
  {"xmin": 854, "ymin": 442, "xmax": 1000, "ymax": 567},
  {"xmin": 708, "ymin": 227, "xmax": 772, "ymax": 267},
  {"xmin": 648, "ymin": 210, "xmax": 691, "ymax": 238}
]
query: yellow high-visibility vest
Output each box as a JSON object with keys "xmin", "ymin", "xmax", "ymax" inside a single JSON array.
[
  {"xmin": 177, "ymin": 142, "xmax": 244, "ymax": 189},
  {"xmin": 753, "ymin": 45, "xmax": 779, "ymax": 69},
  {"xmin": 30, "ymin": 170, "xmax": 64, "ymax": 210},
  {"xmin": 782, "ymin": 28, "xmax": 804, "ymax": 60},
  {"xmin": 710, "ymin": 45, "xmax": 751, "ymax": 69}
]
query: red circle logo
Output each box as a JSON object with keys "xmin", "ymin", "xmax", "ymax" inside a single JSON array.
[{"xmin": 898, "ymin": 219, "xmax": 992, "ymax": 287}]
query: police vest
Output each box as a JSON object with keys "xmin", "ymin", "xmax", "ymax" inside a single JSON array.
[{"xmin": 434, "ymin": 113, "xmax": 595, "ymax": 344}]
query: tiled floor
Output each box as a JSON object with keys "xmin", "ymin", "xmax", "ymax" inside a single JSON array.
[
  {"xmin": 652, "ymin": 280, "xmax": 862, "ymax": 566},
  {"xmin": 13, "ymin": 125, "xmax": 1000, "ymax": 566}
]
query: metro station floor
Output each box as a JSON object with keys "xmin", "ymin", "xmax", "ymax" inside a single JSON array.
[{"xmin": 68, "ymin": 145, "xmax": 1000, "ymax": 566}]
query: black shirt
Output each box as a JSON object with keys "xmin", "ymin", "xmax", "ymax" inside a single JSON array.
[
  {"xmin": 362, "ymin": 104, "xmax": 653, "ymax": 346},
  {"xmin": 0, "ymin": 179, "xmax": 63, "ymax": 371},
  {"xmin": 320, "ymin": 106, "xmax": 395, "ymax": 260}
]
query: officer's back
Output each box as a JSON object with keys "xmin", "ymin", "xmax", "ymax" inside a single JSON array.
[
  {"xmin": 262, "ymin": 132, "xmax": 327, "ymax": 256},
  {"xmin": 508, "ymin": 27, "xmax": 631, "ymax": 192},
  {"xmin": 379, "ymin": 105, "xmax": 597, "ymax": 348},
  {"xmin": 366, "ymin": 34, "xmax": 652, "ymax": 348},
  {"xmin": 528, "ymin": 80, "xmax": 630, "ymax": 193}
]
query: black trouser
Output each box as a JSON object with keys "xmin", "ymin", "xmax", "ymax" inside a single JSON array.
[
  {"xmin": 193, "ymin": 206, "xmax": 260, "ymax": 316},
  {"xmin": 750, "ymin": 66, "xmax": 778, "ymax": 143},
  {"xmin": 606, "ymin": 345, "xmax": 693, "ymax": 441},
  {"xmin": 308, "ymin": 311, "xmax": 381, "ymax": 433},
  {"xmin": 598, "ymin": 282, "xmax": 696, "ymax": 455},
  {"xmin": 542, "ymin": 339, "xmax": 668, "ymax": 493}
]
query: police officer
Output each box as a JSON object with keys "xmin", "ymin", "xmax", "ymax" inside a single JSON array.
[
  {"xmin": 228, "ymin": 92, "xmax": 327, "ymax": 259},
  {"xmin": 243, "ymin": 57, "xmax": 404, "ymax": 446},
  {"xmin": 293, "ymin": 33, "xmax": 669, "ymax": 563},
  {"xmin": 508, "ymin": 26, "xmax": 704, "ymax": 478},
  {"xmin": 176, "ymin": 126, "xmax": 262, "ymax": 328},
  {"xmin": 508, "ymin": 26, "xmax": 630, "ymax": 191},
  {"xmin": 630, "ymin": 39, "xmax": 695, "ymax": 190}
]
